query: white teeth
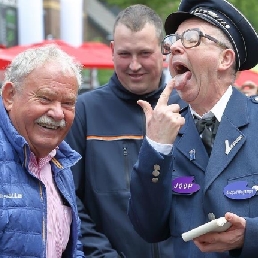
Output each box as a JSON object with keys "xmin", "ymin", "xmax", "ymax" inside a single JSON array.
[
  {"xmin": 39, "ymin": 123, "xmax": 58, "ymax": 130},
  {"xmin": 35, "ymin": 115, "xmax": 66, "ymax": 128}
]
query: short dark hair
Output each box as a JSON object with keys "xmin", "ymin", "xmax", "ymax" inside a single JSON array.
[{"xmin": 113, "ymin": 4, "xmax": 164, "ymax": 45}]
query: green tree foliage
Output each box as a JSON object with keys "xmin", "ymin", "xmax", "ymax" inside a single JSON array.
[
  {"xmin": 229, "ymin": 0, "xmax": 258, "ymax": 32},
  {"xmin": 104, "ymin": 0, "xmax": 258, "ymax": 32}
]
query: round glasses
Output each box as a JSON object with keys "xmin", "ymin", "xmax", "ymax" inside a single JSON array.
[{"xmin": 162, "ymin": 28, "xmax": 229, "ymax": 55}]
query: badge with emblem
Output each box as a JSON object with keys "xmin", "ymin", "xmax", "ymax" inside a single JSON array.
[
  {"xmin": 172, "ymin": 176, "xmax": 200, "ymax": 194},
  {"xmin": 224, "ymin": 181, "xmax": 258, "ymax": 199}
]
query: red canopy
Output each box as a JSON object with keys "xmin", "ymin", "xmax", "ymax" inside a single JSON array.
[
  {"xmin": 0, "ymin": 40, "xmax": 169, "ymax": 71},
  {"xmin": 0, "ymin": 40, "xmax": 114, "ymax": 70},
  {"xmin": 78, "ymin": 42, "xmax": 114, "ymax": 69}
]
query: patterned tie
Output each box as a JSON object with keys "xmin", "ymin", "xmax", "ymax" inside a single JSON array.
[{"xmin": 195, "ymin": 116, "xmax": 219, "ymax": 156}]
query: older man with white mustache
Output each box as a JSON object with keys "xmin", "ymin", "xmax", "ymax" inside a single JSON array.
[{"xmin": 0, "ymin": 44, "xmax": 85, "ymax": 258}]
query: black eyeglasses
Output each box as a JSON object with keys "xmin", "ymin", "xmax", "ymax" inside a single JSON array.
[{"xmin": 162, "ymin": 28, "xmax": 229, "ymax": 55}]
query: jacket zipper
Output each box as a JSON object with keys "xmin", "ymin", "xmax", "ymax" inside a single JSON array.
[
  {"xmin": 39, "ymin": 182, "xmax": 47, "ymax": 258},
  {"xmin": 123, "ymin": 145, "xmax": 130, "ymax": 189},
  {"xmin": 152, "ymin": 243, "xmax": 159, "ymax": 258},
  {"xmin": 24, "ymin": 146, "xmax": 47, "ymax": 257}
]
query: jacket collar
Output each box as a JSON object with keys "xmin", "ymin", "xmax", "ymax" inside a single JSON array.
[
  {"xmin": 0, "ymin": 97, "xmax": 27, "ymax": 156},
  {"xmin": 175, "ymin": 88, "xmax": 249, "ymax": 190},
  {"xmin": 109, "ymin": 72, "xmax": 166, "ymax": 103}
]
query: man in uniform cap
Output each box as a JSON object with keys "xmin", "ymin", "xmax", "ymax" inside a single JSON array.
[{"xmin": 128, "ymin": 0, "xmax": 258, "ymax": 257}]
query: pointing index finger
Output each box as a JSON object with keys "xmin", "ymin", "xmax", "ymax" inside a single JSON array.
[{"xmin": 156, "ymin": 79, "xmax": 175, "ymax": 107}]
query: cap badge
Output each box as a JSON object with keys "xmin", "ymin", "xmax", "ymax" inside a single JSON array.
[{"xmin": 192, "ymin": 8, "xmax": 230, "ymax": 29}]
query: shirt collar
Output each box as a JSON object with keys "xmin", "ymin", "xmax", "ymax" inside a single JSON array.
[
  {"xmin": 190, "ymin": 86, "xmax": 233, "ymax": 122},
  {"xmin": 30, "ymin": 149, "xmax": 57, "ymax": 170}
]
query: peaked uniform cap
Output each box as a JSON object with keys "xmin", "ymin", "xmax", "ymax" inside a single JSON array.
[{"xmin": 164, "ymin": 0, "xmax": 258, "ymax": 71}]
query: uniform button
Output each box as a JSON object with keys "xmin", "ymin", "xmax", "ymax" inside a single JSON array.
[
  {"xmin": 152, "ymin": 170, "xmax": 160, "ymax": 177},
  {"xmin": 152, "ymin": 164, "xmax": 160, "ymax": 177},
  {"xmin": 154, "ymin": 164, "xmax": 160, "ymax": 170},
  {"xmin": 208, "ymin": 213, "xmax": 216, "ymax": 221},
  {"xmin": 152, "ymin": 178, "xmax": 158, "ymax": 183}
]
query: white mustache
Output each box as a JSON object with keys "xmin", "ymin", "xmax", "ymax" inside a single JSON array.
[{"xmin": 35, "ymin": 115, "xmax": 66, "ymax": 128}]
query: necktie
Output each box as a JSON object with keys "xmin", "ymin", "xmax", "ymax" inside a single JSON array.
[{"xmin": 195, "ymin": 116, "xmax": 219, "ymax": 156}]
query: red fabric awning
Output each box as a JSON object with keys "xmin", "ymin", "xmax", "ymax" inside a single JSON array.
[
  {"xmin": 0, "ymin": 39, "xmax": 168, "ymax": 70},
  {"xmin": 0, "ymin": 40, "xmax": 114, "ymax": 70}
]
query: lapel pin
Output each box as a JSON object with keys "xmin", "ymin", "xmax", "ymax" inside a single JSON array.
[
  {"xmin": 189, "ymin": 149, "xmax": 196, "ymax": 161},
  {"xmin": 225, "ymin": 135, "xmax": 243, "ymax": 155}
]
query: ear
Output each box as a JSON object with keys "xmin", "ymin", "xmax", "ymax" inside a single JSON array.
[
  {"xmin": 218, "ymin": 48, "xmax": 235, "ymax": 71},
  {"xmin": 1, "ymin": 82, "xmax": 16, "ymax": 111},
  {"xmin": 110, "ymin": 41, "xmax": 115, "ymax": 61}
]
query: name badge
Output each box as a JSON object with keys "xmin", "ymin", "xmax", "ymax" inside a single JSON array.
[
  {"xmin": 172, "ymin": 176, "xmax": 200, "ymax": 194},
  {"xmin": 224, "ymin": 181, "xmax": 258, "ymax": 199}
]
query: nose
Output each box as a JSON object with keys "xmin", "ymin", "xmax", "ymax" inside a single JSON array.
[
  {"xmin": 170, "ymin": 40, "xmax": 184, "ymax": 56},
  {"xmin": 129, "ymin": 56, "xmax": 142, "ymax": 71},
  {"xmin": 47, "ymin": 102, "xmax": 65, "ymax": 121}
]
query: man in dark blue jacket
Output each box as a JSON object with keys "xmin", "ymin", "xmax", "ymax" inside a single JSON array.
[{"xmin": 65, "ymin": 4, "xmax": 181, "ymax": 258}]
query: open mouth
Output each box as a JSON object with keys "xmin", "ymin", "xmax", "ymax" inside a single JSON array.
[
  {"xmin": 129, "ymin": 73, "xmax": 143, "ymax": 78},
  {"xmin": 174, "ymin": 64, "xmax": 190, "ymax": 75},
  {"xmin": 172, "ymin": 62, "xmax": 192, "ymax": 89},
  {"xmin": 38, "ymin": 123, "xmax": 59, "ymax": 130}
]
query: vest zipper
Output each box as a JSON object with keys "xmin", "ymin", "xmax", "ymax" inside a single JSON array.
[{"xmin": 39, "ymin": 183, "xmax": 47, "ymax": 257}]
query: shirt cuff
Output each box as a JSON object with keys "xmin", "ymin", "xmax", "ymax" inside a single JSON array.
[{"xmin": 146, "ymin": 136, "xmax": 173, "ymax": 155}]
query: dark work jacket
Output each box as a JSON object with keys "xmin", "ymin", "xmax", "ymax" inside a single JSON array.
[{"xmin": 65, "ymin": 72, "xmax": 184, "ymax": 258}]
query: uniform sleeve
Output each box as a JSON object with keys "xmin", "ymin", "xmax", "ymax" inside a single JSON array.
[
  {"xmin": 128, "ymin": 138, "xmax": 173, "ymax": 243},
  {"xmin": 234, "ymin": 217, "xmax": 258, "ymax": 257}
]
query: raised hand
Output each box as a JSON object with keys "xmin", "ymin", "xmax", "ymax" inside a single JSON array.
[{"xmin": 137, "ymin": 79, "xmax": 185, "ymax": 144}]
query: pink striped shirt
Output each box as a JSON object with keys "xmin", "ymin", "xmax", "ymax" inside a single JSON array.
[{"xmin": 28, "ymin": 150, "xmax": 72, "ymax": 258}]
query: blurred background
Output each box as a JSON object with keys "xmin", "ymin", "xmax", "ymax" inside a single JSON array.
[{"xmin": 0, "ymin": 0, "xmax": 257, "ymax": 92}]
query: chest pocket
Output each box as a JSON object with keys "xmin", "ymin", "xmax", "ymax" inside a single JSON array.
[{"xmin": 88, "ymin": 139, "xmax": 142, "ymax": 193}]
